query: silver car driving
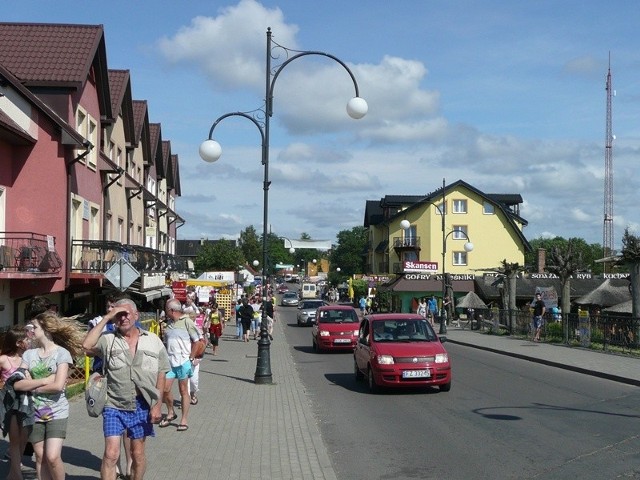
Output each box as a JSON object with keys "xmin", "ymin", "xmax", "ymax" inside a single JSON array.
[{"xmin": 297, "ymin": 299, "xmax": 328, "ymax": 326}]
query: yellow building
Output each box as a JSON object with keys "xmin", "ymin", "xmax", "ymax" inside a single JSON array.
[{"xmin": 365, "ymin": 179, "xmax": 530, "ymax": 278}]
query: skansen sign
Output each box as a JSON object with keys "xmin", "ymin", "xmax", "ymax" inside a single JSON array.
[{"xmin": 403, "ymin": 261, "xmax": 438, "ymax": 273}]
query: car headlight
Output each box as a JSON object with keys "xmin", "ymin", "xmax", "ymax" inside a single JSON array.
[
  {"xmin": 377, "ymin": 355, "xmax": 394, "ymax": 365},
  {"xmin": 435, "ymin": 353, "xmax": 448, "ymax": 364},
  {"xmin": 320, "ymin": 331, "xmax": 330, "ymax": 337}
]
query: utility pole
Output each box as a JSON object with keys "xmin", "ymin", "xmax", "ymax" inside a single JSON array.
[{"xmin": 603, "ymin": 53, "xmax": 614, "ymax": 271}]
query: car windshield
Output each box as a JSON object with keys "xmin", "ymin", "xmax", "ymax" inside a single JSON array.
[
  {"xmin": 371, "ymin": 319, "xmax": 437, "ymax": 342},
  {"xmin": 317, "ymin": 309, "xmax": 359, "ymax": 323},
  {"xmin": 284, "ymin": 293, "xmax": 297, "ymax": 298},
  {"xmin": 302, "ymin": 301, "xmax": 323, "ymax": 309}
]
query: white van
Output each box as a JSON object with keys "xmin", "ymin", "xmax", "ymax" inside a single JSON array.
[{"xmin": 300, "ymin": 283, "xmax": 317, "ymax": 299}]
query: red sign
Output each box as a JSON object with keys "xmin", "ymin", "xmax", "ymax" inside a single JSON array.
[
  {"xmin": 403, "ymin": 261, "xmax": 438, "ymax": 273},
  {"xmin": 171, "ymin": 280, "xmax": 187, "ymax": 302}
]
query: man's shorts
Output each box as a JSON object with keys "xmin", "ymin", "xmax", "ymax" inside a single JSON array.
[
  {"xmin": 166, "ymin": 359, "xmax": 193, "ymax": 380},
  {"xmin": 533, "ymin": 315, "xmax": 544, "ymax": 329},
  {"xmin": 103, "ymin": 396, "xmax": 154, "ymax": 440},
  {"xmin": 29, "ymin": 418, "xmax": 67, "ymax": 443}
]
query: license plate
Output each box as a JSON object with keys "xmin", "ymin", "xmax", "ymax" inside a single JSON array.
[
  {"xmin": 334, "ymin": 338, "xmax": 351, "ymax": 344},
  {"xmin": 402, "ymin": 369, "xmax": 431, "ymax": 378}
]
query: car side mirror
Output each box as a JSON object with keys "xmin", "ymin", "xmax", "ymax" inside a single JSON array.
[{"xmin": 439, "ymin": 336, "xmax": 447, "ymax": 343}]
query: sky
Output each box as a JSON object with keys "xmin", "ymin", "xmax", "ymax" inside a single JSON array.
[{"xmin": 6, "ymin": 1, "xmax": 640, "ymax": 251}]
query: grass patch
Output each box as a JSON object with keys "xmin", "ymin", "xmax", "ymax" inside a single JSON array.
[{"xmin": 65, "ymin": 381, "xmax": 85, "ymax": 399}]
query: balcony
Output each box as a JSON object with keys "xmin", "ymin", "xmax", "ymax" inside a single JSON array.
[
  {"xmin": 0, "ymin": 232, "xmax": 63, "ymax": 278},
  {"xmin": 392, "ymin": 236, "xmax": 421, "ymax": 253},
  {"xmin": 70, "ymin": 240, "xmax": 187, "ymax": 276}
]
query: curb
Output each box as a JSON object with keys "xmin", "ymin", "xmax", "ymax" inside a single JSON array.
[{"xmin": 447, "ymin": 338, "xmax": 640, "ymax": 388}]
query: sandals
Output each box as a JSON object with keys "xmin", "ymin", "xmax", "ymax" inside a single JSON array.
[
  {"xmin": 159, "ymin": 412, "xmax": 177, "ymax": 428},
  {"xmin": 190, "ymin": 396, "xmax": 198, "ymax": 405},
  {"xmin": 177, "ymin": 424, "xmax": 189, "ymax": 432}
]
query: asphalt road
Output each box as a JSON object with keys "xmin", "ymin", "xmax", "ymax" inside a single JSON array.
[{"xmin": 278, "ymin": 299, "xmax": 640, "ymax": 480}]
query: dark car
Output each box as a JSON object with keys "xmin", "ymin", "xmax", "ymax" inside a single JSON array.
[
  {"xmin": 354, "ymin": 314, "xmax": 451, "ymax": 393},
  {"xmin": 311, "ymin": 305, "xmax": 360, "ymax": 352},
  {"xmin": 281, "ymin": 292, "xmax": 299, "ymax": 306},
  {"xmin": 297, "ymin": 300, "xmax": 328, "ymax": 326}
]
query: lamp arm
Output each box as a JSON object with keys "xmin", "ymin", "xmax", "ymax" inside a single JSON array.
[
  {"xmin": 206, "ymin": 112, "xmax": 266, "ymax": 147},
  {"xmin": 268, "ymin": 51, "xmax": 362, "ymax": 115}
]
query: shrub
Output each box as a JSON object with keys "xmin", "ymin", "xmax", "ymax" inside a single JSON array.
[{"xmin": 545, "ymin": 322, "xmax": 563, "ymax": 342}]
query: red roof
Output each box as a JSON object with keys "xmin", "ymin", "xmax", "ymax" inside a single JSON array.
[{"xmin": 0, "ymin": 23, "xmax": 104, "ymax": 86}]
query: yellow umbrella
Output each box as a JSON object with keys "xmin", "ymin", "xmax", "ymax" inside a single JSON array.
[{"xmin": 348, "ymin": 277, "xmax": 354, "ymax": 302}]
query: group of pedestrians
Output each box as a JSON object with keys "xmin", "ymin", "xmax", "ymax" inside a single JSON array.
[
  {"xmin": 235, "ymin": 291, "xmax": 276, "ymax": 343},
  {"xmin": 0, "ymin": 296, "xmax": 86, "ymax": 480},
  {"xmin": 0, "ymin": 290, "xmax": 232, "ymax": 480}
]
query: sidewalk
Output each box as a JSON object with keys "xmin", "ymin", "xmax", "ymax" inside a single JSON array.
[
  {"xmin": 445, "ymin": 326, "xmax": 640, "ymax": 387},
  {"xmin": 2, "ymin": 320, "xmax": 338, "ymax": 480},
  {"xmin": 4, "ymin": 321, "xmax": 640, "ymax": 479}
]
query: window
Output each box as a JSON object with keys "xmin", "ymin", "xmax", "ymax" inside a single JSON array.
[
  {"xmin": 89, "ymin": 207, "xmax": 100, "ymax": 240},
  {"xmin": 117, "ymin": 218, "xmax": 124, "ymax": 243},
  {"xmin": 453, "ymin": 251, "xmax": 468, "ymax": 266},
  {"xmin": 483, "ymin": 201, "xmax": 495, "ymax": 214},
  {"xmin": 452, "ymin": 225, "xmax": 468, "ymax": 240},
  {"xmin": 452, "ymin": 199, "xmax": 467, "ymax": 213},
  {"xmin": 87, "ymin": 119, "xmax": 97, "ymax": 168},
  {"xmin": 403, "ymin": 225, "xmax": 417, "ymax": 247},
  {"xmin": 435, "ymin": 202, "xmax": 446, "ymax": 215}
]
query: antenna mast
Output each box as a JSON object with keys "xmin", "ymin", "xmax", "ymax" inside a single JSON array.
[{"xmin": 603, "ymin": 54, "xmax": 614, "ymax": 270}]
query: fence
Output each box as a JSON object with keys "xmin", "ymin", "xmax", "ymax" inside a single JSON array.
[{"xmin": 459, "ymin": 308, "xmax": 640, "ymax": 353}]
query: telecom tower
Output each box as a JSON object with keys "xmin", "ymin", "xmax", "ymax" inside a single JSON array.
[{"xmin": 603, "ymin": 56, "xmax": 614, "ymax": 268}]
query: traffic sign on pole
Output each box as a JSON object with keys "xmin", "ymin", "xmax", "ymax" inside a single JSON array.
[{"xmin": 104, "ymin": 258, "xmax": 139, "ymax": 292}]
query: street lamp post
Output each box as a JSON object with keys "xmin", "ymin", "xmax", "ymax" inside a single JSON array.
[
  {"xmin": 199, "ymin": 28, "xmax": 367, "ymax": 384},
  {"xmin": 437, "ymin": 178, "xmax": 473, "ymax": 334},
  {"xmin": 400, "ymin": 178, "xmax": 473, "ymax": 334}
]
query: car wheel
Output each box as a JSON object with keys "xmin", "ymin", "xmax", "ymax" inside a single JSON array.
[
  {"xmin": 439, "ymin": 381, "xmax": 451, "ymax": 392},
  {"xmin": 368, "ymin": 367, "xmax": 379, "ymax": 393},
  {"xmin": 312, "ymin": 338, "xmax": 317, "ymax": 351},
  {"xmin": 354, "ymin": 358, "xmax": 364, "ymax": 381}
]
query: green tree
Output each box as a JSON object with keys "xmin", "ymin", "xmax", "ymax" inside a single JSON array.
[
  {"xmin": 239, "ymin": 226, "xmax": 261, "ymax": 266},
  {"xmin": 263, "ymin": 232, "xmax": 298, "ymax": 276},
  {"xmin": 484, "ymin": 260, "xmax": 526, "ymax": 332},
  {"xmin": 194, "ymin": 240, "xmax": 244, "ymax": 273},
  {"xmin": 619, "ymin": 228, "xmax": 640, "ymax": 319},
  {"xmin": 526, "ymin": 237, "xmax": 603, "ymax": 275},
  {"xmin": 329, "ymin": 226, "xmax": 367, "ymax": 277},
  {"xmin": 545, "ymin": 239, "xmax": 585, "ymax": 343}
]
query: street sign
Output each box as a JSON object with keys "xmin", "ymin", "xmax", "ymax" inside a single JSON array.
[{"xmin": 104, "ymin": 258, "xmax": 139, "ymax": 292}]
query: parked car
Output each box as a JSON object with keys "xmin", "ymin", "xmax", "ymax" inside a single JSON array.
[
  {"xmin": 297, "ymin": 300, "xmax": 328, "ymax": 326},
  {"xmin": 277, "ymin": 284, "xmax": 289, "ymax": 294},
  {"xmin": 354, "ymin": 313, "xmax": 451, "ymax": 393},
  {"xmin": 281, "ymin": 292, "xmax": 299, "ymax": 306},
  {"xmin": 311, "ymin": 305, "xmax": 360, "ymax": 352}
]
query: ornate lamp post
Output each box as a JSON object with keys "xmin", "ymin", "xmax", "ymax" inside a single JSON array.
[
  {"xmin": 199, "ymin": 28, "xmax": 367, "ymax": 384},
  {"xmin": 441, "ymin": 230, "xmax": 473, "ymax": 334}
]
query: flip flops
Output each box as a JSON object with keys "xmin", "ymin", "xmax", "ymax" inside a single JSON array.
[
  {"xmin": 177, "ymin": 424, "xmax": 189, "ymax": 432},
  {"xmin": 159, "ymin": 413, "xmax": 177, "ymax": 428},
  {"xmin": 190, "ymin": 397, "xmax": 198, "ymax": 405}
]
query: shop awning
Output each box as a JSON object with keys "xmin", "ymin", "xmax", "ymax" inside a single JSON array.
[
  {"xmin": 379, "ymin": 275, "xmax": 474, "ymax": 294},
  {"xmin": 131, "ymin": 286, "xmax": 173, "ymax": 302}
]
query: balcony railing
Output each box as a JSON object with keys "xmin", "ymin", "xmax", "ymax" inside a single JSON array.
[
  {"xmin": 0, "ymin": 232, "xmax": 62, "ymax": 273},
  {"xmin": 71, "ymin": 239, "xmax": 187, "ymax": 274},
  {"xmin": 392, "ymin": 236, "xmax": 420, "ymax": 249}
]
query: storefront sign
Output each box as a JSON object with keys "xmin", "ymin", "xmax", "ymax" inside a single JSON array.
[{"xmin": 403, "ymin": 261, "xmax": 438, "ymax": 273}]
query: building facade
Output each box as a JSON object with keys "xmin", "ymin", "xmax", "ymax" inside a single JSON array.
[
  {"xmin": 364, "ymin": 179, "xmax": 531, "ymax": 312},
  {"xmin": 0, "ymin": 23, "xmax": 185, "ymax": 326}
]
